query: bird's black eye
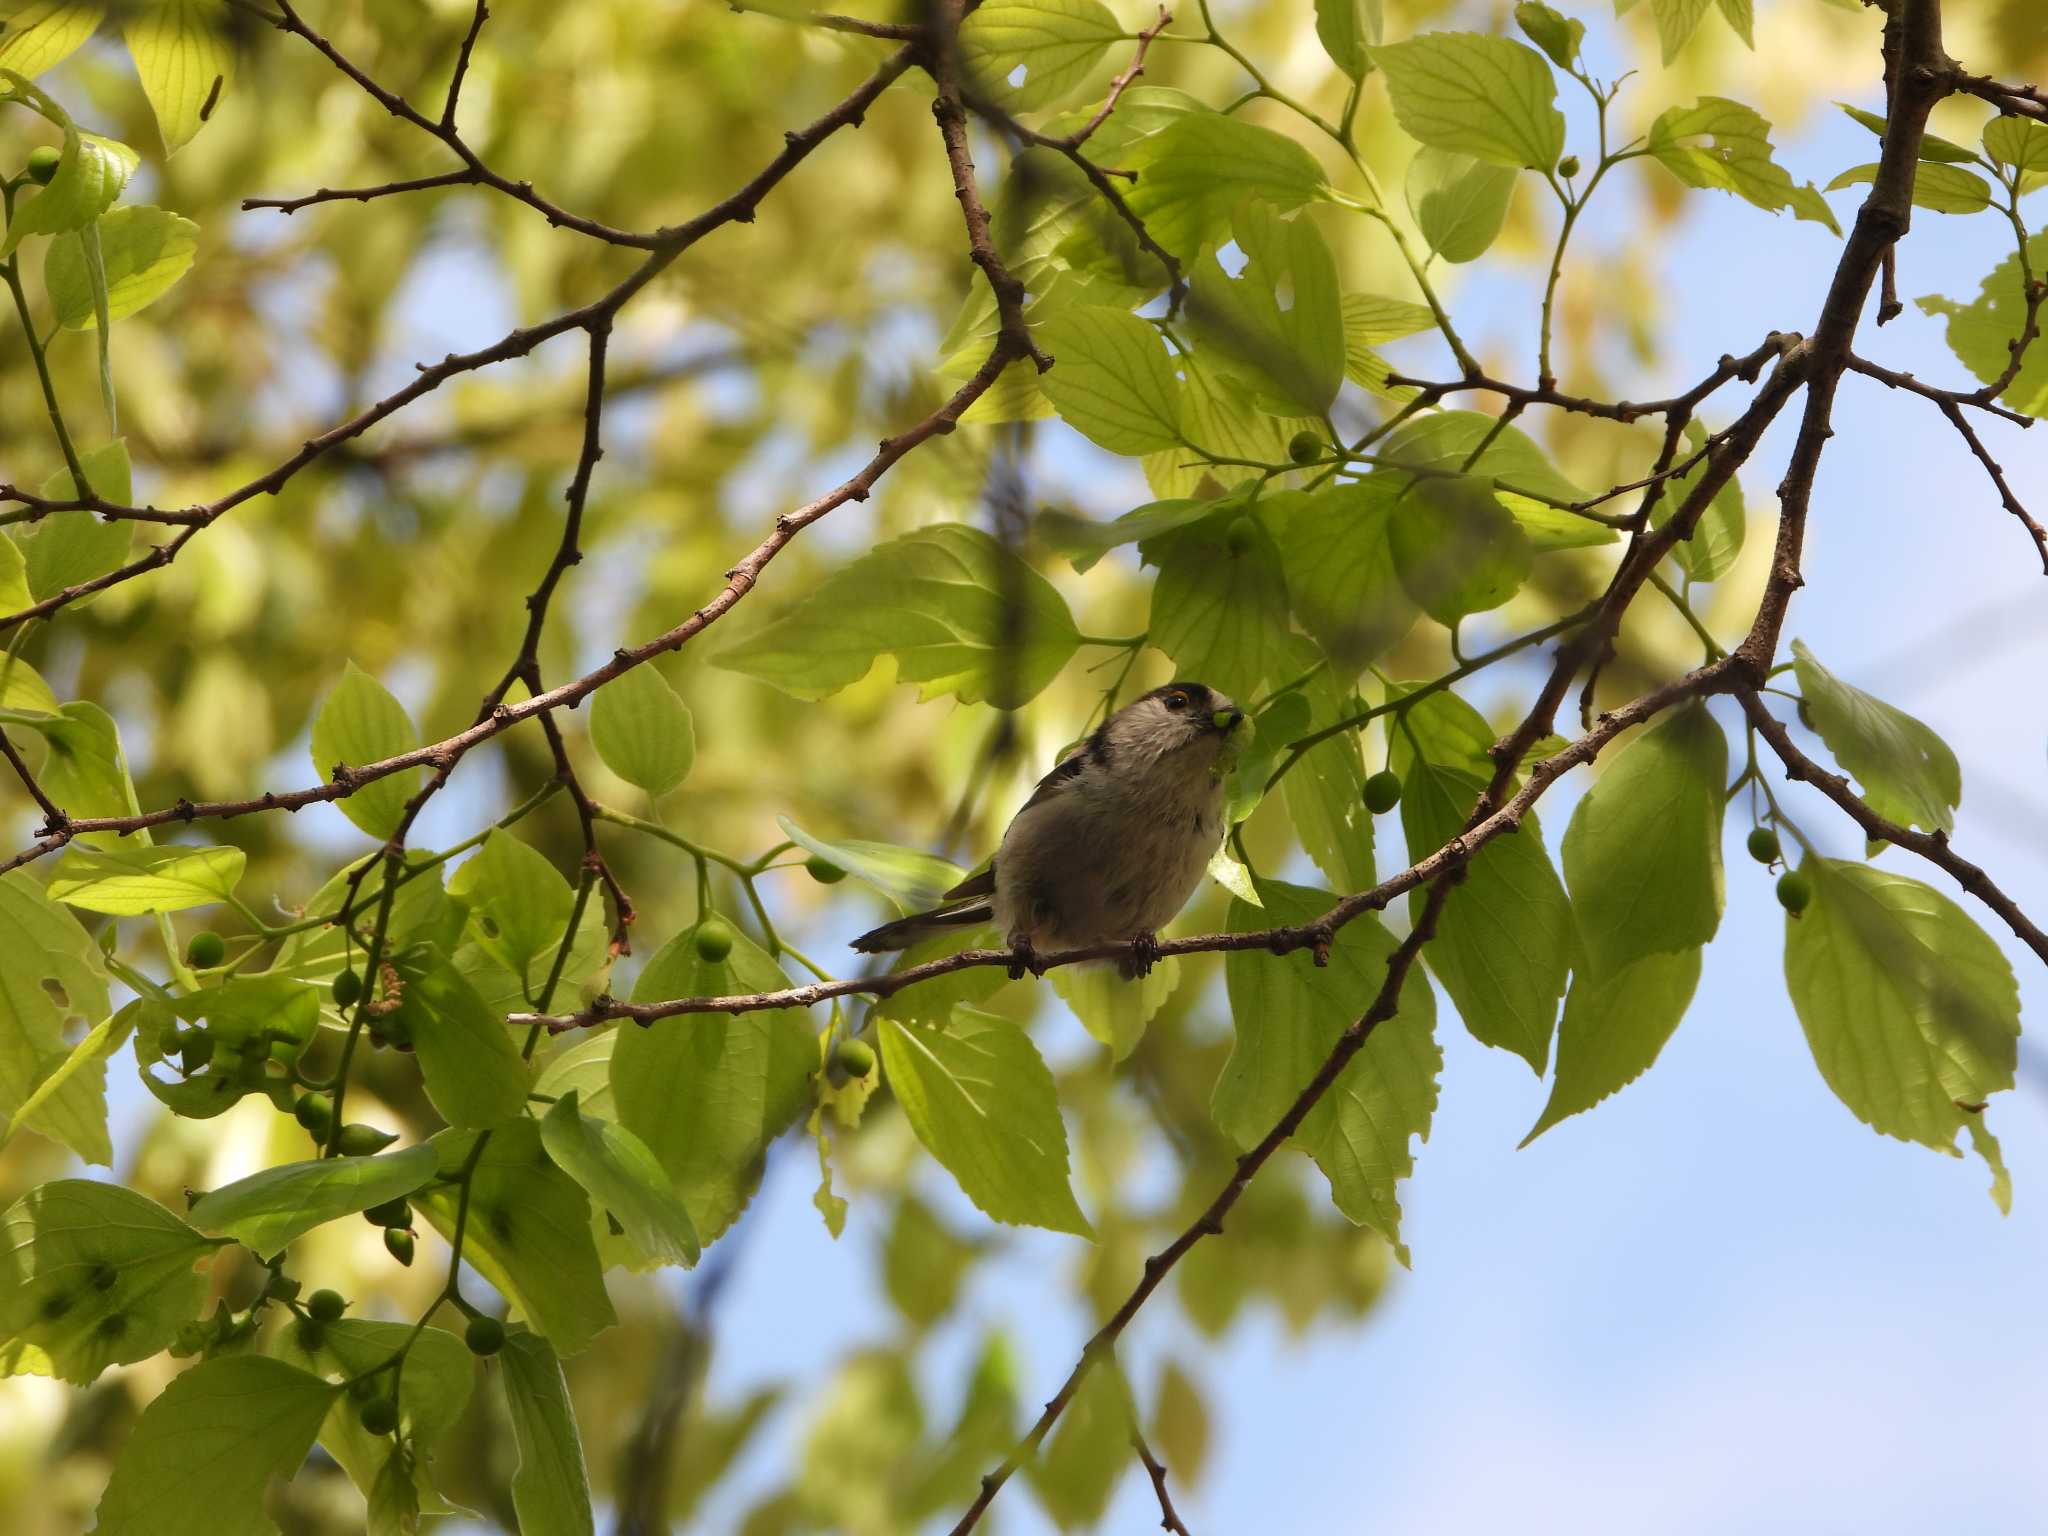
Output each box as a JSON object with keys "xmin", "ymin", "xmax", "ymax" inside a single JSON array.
[{"xmin": 1163, "ymin": 691, "xmax": 1187, "ymax": 711}]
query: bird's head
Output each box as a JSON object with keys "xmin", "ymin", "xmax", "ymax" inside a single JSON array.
[{"xmin": 1101, "ymin": 681, "xmax": 1246, "ymax": 770}]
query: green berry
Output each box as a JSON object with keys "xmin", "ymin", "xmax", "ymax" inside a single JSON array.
[
  {"xmin": 362, "ymin": 1197, "xmax": 410, "ymax": 1229},
  {"xmin": 1224, "ymin": 515, "xmax": 1258, "ymax": 556},
  {"xmin": 24, "ymin": 146, "xmax": 60, "ymax": 185},
  {"xmin": 1287, "ymin": 429, "xmax": 1323, "ymax": 465},
  {"xmin": 694, "ymin": 918, "xmax": 734, "ymax": 963},
  {"xmin": 335, "ymin": 1123, "xmax": 399, "ymax": 1156},
  {"xmin": 1558, "ymin": 154, "xmax": 1582, "ymax": 178},
  {"xmin": 307, "ymin": 1289, "xmax": 345, "ymax": 1323},
  {"xmin": 293, "ymin": 1092, "xmax": 333, "ymax": 1132},
  {"xmin": 185, "ymin": 931, "xmax": 226, "ymax": 968},
  {"xmin": 1747, "ymin": 827, "xmax": 1781, "ymax": 864},
  {"xmin": 464, "ymin": 1315, "xmax": 505, "ymax": 1356},
  {"xmin": 358, "ymin": 1397, "xmax": 398, "ymax": 1436},
  {"xmin": 294, "ymin": 1318, "xmax": 327, "ymax": 1354},
  {"xmin": 828, "ymin": 1037, "xmax": 877, "ymax": 1087},
  {"xmin": 331, "ymin": 969, "xmax": 364, "ymax": 1008},
  {"xmin": 1363, "ymin": 771, "xmax": 1404, "ymax": 815},
  {"xmin": 1777, "ymin": 869, "xmax": 1813, "ymax": 915},
  {"xmin": 384, "ymin": 1227, "xmax": 416, "ymax": 1266},
  {"xmin": 805, "ymin": 855, "xmax": 847, "ymax": 885}
]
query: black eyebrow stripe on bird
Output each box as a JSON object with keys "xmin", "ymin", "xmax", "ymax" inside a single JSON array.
[{"xmin": 1086, "ymin": 722, "xmax": 1114, "ymax": 768}]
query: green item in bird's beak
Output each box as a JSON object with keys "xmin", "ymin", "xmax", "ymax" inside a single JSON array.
[
  {"xmin": 1212, "ymin": 710, "xmax": 1251, "ymax": 776},
  {"xmin": 1213, "ymin": 709, "xmax": 1244, "ymax": 733}
]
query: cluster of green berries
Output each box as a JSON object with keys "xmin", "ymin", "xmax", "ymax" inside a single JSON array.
[{"xmin": 1747, "ymin": 826, "xmax": 1811, "ymax": 913}]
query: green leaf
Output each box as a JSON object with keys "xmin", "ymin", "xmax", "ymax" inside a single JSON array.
[
  {"xmin": 1378, "ymin": 408, "xmax": 1588, "ymax": 505},
  {"xmin": 45, "ymin": 204, "xmax": 197, "ymax": 328},
  {"xmin": 390, "ymin": 946, "xmax": 532, "ymax": 1129},
  {"xmin": 0, "ymin": 3, "xmax": 101, "ymax": 76},
  {"xmin": 1651, "ymin": 419, "xmax": 1746, "ymax": 581},
  {"xmin": 1405, "ymin": 145, "xmax": 1518, "ymax": 263},
  {"xmin": 1343, "ymin": 291, "xmax": 1437, "ymax": 345},
  {"xmin": 134, "ymin": 978, "xmax": 320, "ymax": 1122},
  {"xmin": 1561, "ymin": 702, "xmax": 1727, "ymax": 976},
  {"xmin": 1270, "ymin": 481, "xmax": 1416, "ymax": 670},
  {"xmin": 2, "ymin": 130, "xmax": 137, "ymax": 254},
  {"xmin": 277, "ymin": 1317, "xmax": 475, "ymax": 1520},
  {"xmin": 1027, "ymin": 1355, "xmax": 1132, "ymax": 1526},
  {"xmin": 122, "ymin": 0, "xmax": 234, "ymax": 154},
  {"xmin": 1790, "ymin": 639, "xmax": 1960, "ymax": 835},
  {"xmin": 1388, "ymin": 475, "xmax": 1533, "ymax": 624},
  {"xmin": 0, "ymin": 532, "xmax": 31, "ymax": 614},
  {"xmin": 1185, "ymin": 201, "xmax": 1345, "ymax": 416},
  {"xmin": 541, "ymin": 1089, "xmax": 701, "ymax": 1267},
  {"xmin": 19, "ymin": 439, "xmax": 134, "ymax": 599},
  {"xmin": 15, "ymin": 701, "xmax": 134, "ymax": 822},
  {"xmin": 1223, "ymin": 686, "xmax": 1310, "ymax": 825},
  {"xmin": 1123, "ymin": 112, "xmax": 1327, "ymax": 259},
  {"xmin": 776, "ymin": 815, "xmax": 965, "ymax": 914},
  {"xmin": 310, "ymin": 660, "xmax": 422, "ymax": 840},
  {"xmin": 0, "ymin": 870, "xmax": 109, "ymax": 1127},
  {"xmin": 883, "ymin": 1196, "xmax": 979, "ymax": 1327},
  {"xmin": 1917, "ymin": 230, "xmax": 2048, "ymax": 416},
  {"xmin": 716, "ymin": 523, "xmax": 1080, "ymax": 709},
  {"xmin": 1314, "ymin": 0, "xmax": 1382, "ymax": 79},
  {"xmin": 959, "ymin": 0, "xmax": 1121, "ymax": 111},
  {"xmin": 588, "ymin": 663, "xmax": 693, "ymax": 797},
  {"xmin": 1036, "ymin": 305, "xmax": 1184, "ymax": 453},
  {"xmin": 1154, "ymin": 354, "xmax": 1317, "ymax": 493},
  {"xmin": 416, "ymin": 1120, "xmax": 616, "ymax": 1354},
  {"xmin": 188, "ymin": 1144, "xmax": 438, "ymax": 1259},
  {"xmin": 878, "ymin": 1008, "xmax": 1091, "ymax": 1236},
  {"xmin": 1144, "ymin": 503, "xmax": 1292, "ymax": 703},
  {"xmin": 1648, "ymin": 97, "xmax": 1841, "ymax": 235},
  {"xmin": 1037, "ymin": 484, "xmax": 1250, "ymax": 574},
  {"xmin": 446, "ymin": 829, "xmax": 576, "ymax": 988},
  {"xmin": 1214, "ymin": 882, "xmax": 1438, "ymax": 1264},
  {"xmin": 1644, "ymin": 0, "xmax": 1711, "ymax": 63},
  {"xmin": 92, "ymin": 1356, "xmax": 338, "ymax": 1536},
  {"xmin": 502, "ymin": 1330, "xmax": 596, "ymax": 1536},
  {"xmin": 1376, "ymin": 408, "xmax": 1609, "ymax": 550},
  {"xmin": 1521, "ymin": 946, "xmax": 1703, "ymax": 1143},
  {"xmin": 0, "ymin": 1179, "xmax": 215, "ymax": 1384},
  {"xmin": 1399, "ymin": 759, "xmax": 1571, "ymax": 1072},
  {"xmin": 3, "ymin": 998, "xmax": 137, "ymax": 1165},
  {"xmin": 611, "ymin": 922, "xmax": 813, "ymax": 1244},
  {"xmin": 1713, "ymin": 0, "xmax": 1753, "ymax": 47},
  {"xmin": 44, "ymin": 840, "xmax": 245, "ymax": 914},
  {"xmin": 1825, "ymin": 160, "xmax": 1992, "ymax": 215},
  {"xmin": 1836, "ymin": 102, "xmax": 1980, "ymax": 164},
  {"xmin": 1514, "ymin": 1, "xmax": 1584, "ymax": 67},
  {"xmin": 1984, "ymin": 115, "xmax": 2048, "ymax": 173},
  {"xmin": 1049, "ymin": 956, "xmax": 1180, "ymax": 1061},
  {"xmin": 1368, "ymin": 34, "xmax": 1565, "ymax": 171},
  {"xmin": 1785, "ymin": 860, "xmax": 2018, "ymax": 1162},
  {"xmin": 1278, "ymin": 640, "xmax": 1376, "ymax": 891},
  {"xmin": 1385, "ymin": 682, "xmax": 1501, "ymax": 779}
]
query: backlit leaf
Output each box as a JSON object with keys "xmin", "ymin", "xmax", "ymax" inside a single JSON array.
[
  {"xmin": 879, "ymin": 1008, "xmax": 1091, "ymax": 1236},
  {"xmin": 1791, "ymin": 638, "xmax": 1960, "ymax": 835}
]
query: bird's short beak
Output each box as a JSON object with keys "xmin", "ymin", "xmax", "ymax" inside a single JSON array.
[{"xmin": 1211, "ymin": 708, "xmax": 1244, "ymax": 735}]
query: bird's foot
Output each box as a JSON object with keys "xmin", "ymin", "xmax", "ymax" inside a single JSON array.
[
  {"xmin": 1118, "ymin": 931, "xmax": 1162, "ymax": 981},
  {"xmin": 1007, "ymin": 937, "xmax": 1045, "ymax": 980}
]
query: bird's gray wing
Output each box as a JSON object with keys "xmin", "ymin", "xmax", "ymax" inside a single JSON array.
[
  {"xmin": 943, "ymin": 748, "xmax": 1088, "ymax": 900},
  {"xmin": 1016, "ymin": 749, "xmax": 1087, "ymax": 814}
]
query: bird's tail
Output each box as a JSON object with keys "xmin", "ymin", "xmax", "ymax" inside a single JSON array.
[{"xmin": 849, "ymin": 898, "xmax": 994, "ymax": 954}]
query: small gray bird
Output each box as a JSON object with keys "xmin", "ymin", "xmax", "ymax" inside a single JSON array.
[{"xmin": 851, "ymin": 681, "xmax": 1246, "ymax": 978}]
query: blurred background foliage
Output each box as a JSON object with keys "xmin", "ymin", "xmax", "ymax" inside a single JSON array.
[{"xmin": 1, "ymin": 0, "xmax": 2044, "ymax": 1531}]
